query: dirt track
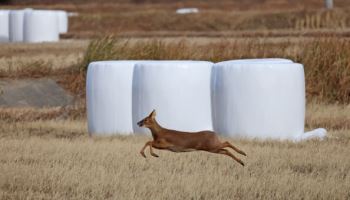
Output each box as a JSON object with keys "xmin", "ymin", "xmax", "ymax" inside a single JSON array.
[{"xmin": 0, "ymin": 78, "xmax": 73, "ymax": 107}]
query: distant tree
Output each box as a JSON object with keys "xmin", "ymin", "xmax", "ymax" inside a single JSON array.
[{"xmin": 0, "ymin": 0, "xmax": 12, "ymax": 4}]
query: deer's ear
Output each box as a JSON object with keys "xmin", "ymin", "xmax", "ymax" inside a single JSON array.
[{"xmin": 150, "ymin": 109, "xmax": 156, "ymax": 118}]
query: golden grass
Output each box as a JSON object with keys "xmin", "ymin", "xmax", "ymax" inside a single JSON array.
[
  {"xmin": 0, "ymin": 135, "xmax": 349, "ymax": 200},
  {"xmin": 78, "ymin": 37, "xmax": 350, "ymax": 103},
  {"xmin": 306, "ymin": 103, "xmax": 350, "ymax": 131},
  {"xmin": 0, "ymin": 102, "xmax": 349, "ymax": 199},
  {"xmin": 0, "ymin": 1, "xmax": 349, "ymax": 198},
  {"xmin": 1, "ymin": 37, "xmax": 349, "ymax": 103},
  {"xmin": 0, "ymin": 40, "xmax": 88, "ymax": 72}
]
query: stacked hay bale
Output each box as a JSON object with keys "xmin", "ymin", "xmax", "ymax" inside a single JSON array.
[
  {"xmin": 24, "ymin": 10, "xmax": 59, "ymax": 43},
  {"xmin": 211, "ymin": 59, "xmax": 305, "ymax": 140},
  {"xmin": 56, "ymin": 10, "xmax": 68, "ymax": 34},
  {"xmin": 9, "ymin": 9, "xmax": 32, "ymax": 42},
  {"xmin": 2, "ymin": 9, "xmax": 68, "ymax": 43},
  {"xmin": 0, "ymin": 10, "xmax": 9, "ymax": 42},
  {"xmin": 132, "ymin": 61, "xmax": 213, "ymax": 135},
  {"xmin": 86, "ymin": 59, "xmax": 326, "ymax": 141},
  {"xmin": 86, "ymin": 61, "xmax": 142, "ymax": 135}
]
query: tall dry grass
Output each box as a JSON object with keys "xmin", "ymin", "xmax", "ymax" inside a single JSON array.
[
  {"xmin": 79, "ymin": 37, "xmax": 350, "ymax": 104},
  {"xmin": 301, "ymin": 38, "xmax": 350, "ymax": 104},
  {"xmin": 0, "ymin": 102, "xmax": 349, "ymax": 200},
  {"xmin": 295, "ymin": 10, "xmax": 347, "ymax": 30},
  {"xmin": 1, "ymin": 37, "xmax": 348, "ymax": 104},
  {"xmin": 0, "ymin": 37, "xmax": 349, "ymax": 200},
  {"xmin": 0, "ymin": 135, "xmax": 349, "ymax": 200},
  {"xmin": 79, "ymin": 36, "xmax": 122, "ymax": 72},
  {"xmin": 0, "ymin": 40, "xmax": 87, "ymax": 72}
]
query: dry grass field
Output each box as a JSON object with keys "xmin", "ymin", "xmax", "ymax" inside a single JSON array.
[
  {"xmin": 0, "ymin": 103, "xmax": 349, "ymax": 200},
  {"xmin": 1, "ymin": 0, "xmax": 350, "ymax": 199},
  {"xmin": 2, "ymin": 37, "xmax": 349, "ymax": 103},
  {"xmin": 2, "ymin": 0, "xmax": 350, "ymax": 38}
]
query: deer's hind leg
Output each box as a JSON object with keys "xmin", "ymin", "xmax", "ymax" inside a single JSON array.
[
  {"xmin": 214, "ymin": 148, "xmax": 245, "ymax": 166},
  {"xmin": 221, "ymin": 141, "xmax": 246, "ymax": 156}
]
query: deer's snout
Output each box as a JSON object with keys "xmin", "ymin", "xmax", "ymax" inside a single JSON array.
[{"xmin": 137, "ymin": 120, "xmax": 144, "ymax": 127}]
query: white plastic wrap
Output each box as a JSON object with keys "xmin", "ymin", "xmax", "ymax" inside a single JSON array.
[
  {"xmin": 294, "ymin": 128, "xmax": 327, "ymax": 142},
  {"xmin": 67, "ymin": 12, "xmax": 79, "ymax": 17},
  {"xmin": 222, "ymin": 58, "xmax": 293, "ymax": 63},
  {"xmin": 9, "ymin": 10, "xmax": 25, "ymax": 42},
  {"xmin": 176, "ymin": 8, "xmax": 199, "ymax": 14},
  {"xmin": 0, "ymin": 10, "xmax": 9, "ymax": 42},
  {"xmin": 24, "ymin": 10, "xmax": 59, "ymax": 43},
  {"xmin": 87, "ymin": 61, "xmax": 142, "ymax": 135},
  {"xmin": 56, "ymin": 10, "xmax": 68, "ymax": 34},
  {"xmin": 132, "ymin": 61, "xmax": 213, "ymax": 134},
  {"xmin": 211, "ymin": 61, "xmax": 305, "ymax": 140}
]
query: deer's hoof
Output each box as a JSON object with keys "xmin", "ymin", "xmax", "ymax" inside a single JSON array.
[
  {"xmin": 140, "ymin": 151, "xmax": 146, "ymax": 158},
  {"xmin": 241, "ymin": 151, "xmax": 247, "ymax": 156},
  {"xmin": 151, "ymin": 153, "xmax": 159, "ymax": 158}
]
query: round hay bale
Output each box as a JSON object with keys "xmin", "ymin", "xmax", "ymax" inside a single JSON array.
[
  {"xmin": 9, "ymin": 9, "xmax": 28, "ymax": 42},
  {"xmin": 211, "ymin": 61, "xmax": 305, "ymax": 140},
  {"xmin": 23, "ymin": 10, "xmax": 59, "ymax": 43},
  {"xmin": 56, "ymin": 10, "xmax": 68, "ymax": 34},
  {"xmin": 86, "ymin": 61, "xmax": 142, "ymax": 135},
  {"xmin": 0, "ymin": 10, "xmax": 10, "ymax": 42},
  {"xmin": 132, "ymin": 61, "xmax": 213, "ymax": 134}
]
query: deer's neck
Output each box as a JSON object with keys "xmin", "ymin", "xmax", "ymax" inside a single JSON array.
[{"xmin": 149, "ymin": 120, "xmax": 164, "ymax": 139}]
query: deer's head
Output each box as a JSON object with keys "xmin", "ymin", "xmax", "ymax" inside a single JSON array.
[{"xmin": 137, "ymin": 109, "xmax": 157, "ymax": 128}]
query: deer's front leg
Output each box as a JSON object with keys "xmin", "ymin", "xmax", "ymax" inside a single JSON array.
[
  {"xmin": 140, "ymin": 141, "xmax": 159, "ymax": 158},
  {"xmin": 149, "ymin": 144, "xmax": 159, "ymax": 158},
  {"xmin": 140, "ymin": 141, "xmax": 152, "ymax": 158}
]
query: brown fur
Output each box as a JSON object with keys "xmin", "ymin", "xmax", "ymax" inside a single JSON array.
[{"xmin": 138, "ymin": 110, "xmax": 246, "ymax": 166}]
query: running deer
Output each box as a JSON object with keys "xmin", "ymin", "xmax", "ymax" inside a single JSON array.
[{"xmin": 138, "ymin": 110, "xmax": 247, "ymax": 166}]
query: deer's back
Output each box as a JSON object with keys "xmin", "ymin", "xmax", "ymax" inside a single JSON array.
[{"xmin": 158, "ymin": 129, "xmax": 221, "ymax": 151}]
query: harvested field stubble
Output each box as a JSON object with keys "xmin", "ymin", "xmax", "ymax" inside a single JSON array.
[
  {"xmin": 0, "ymin": 1, "xmax": 349, "ymax": 199},
  {"xmin": 0, "ymin": 109, "xmax": 349, "ymax": 199},
  {"xmin": 0, "ymin": 38, "xmax": 350, "ymax": 199},
  {"xmin": 67, "ymin": 8, "xmax": 350, "ymax": 37},
  {"xmin": 3, "ymin": 1, "xmax": 350, "ymax": 38}
]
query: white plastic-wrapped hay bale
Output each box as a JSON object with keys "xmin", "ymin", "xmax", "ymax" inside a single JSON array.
[
  {"xmin": 56, "ymin": 10, "xmax": 68, "ymax": 34},
  {"xmin": 228, "ymin": 58, "xmax": 293, "ymax": 63},
  {"xmin": 211, "ymin": 61, "xmax": 305, "ymax": 140},
  {"xmin": 24, "ymin": 10, "xmax": 59, "ymax": 43},
  {"xmin": 132, "ymin": 61, "xmax": 213, "ymax": 134},
  {"xmin": 9, "ymin": 10, "xmax": 24, "ymax": 42},
  {"xmin": 176, "ymin": 8, "xmax": 199, "ymax": 14},
  {"xmin": 9, "ymin": 8, "xmax": 32, "ymax": 42},
  {"xmin": 0, "ymin": 10, "xmax": 9, "ymax": 42},
  {"xmin": 87, "ymin": 61, "xmax": 142, "ymax": 135},
  {"xmin": 9, "ymin": 10, "xmax": 27, "ymax": 42}
]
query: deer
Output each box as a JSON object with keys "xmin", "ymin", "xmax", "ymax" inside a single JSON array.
[{"xmin": 137, "ymin": 110, "xmax": 247, "ymax": 166}]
